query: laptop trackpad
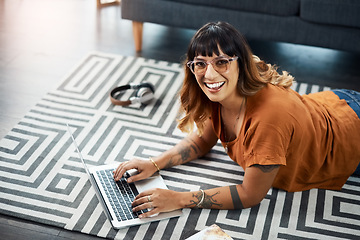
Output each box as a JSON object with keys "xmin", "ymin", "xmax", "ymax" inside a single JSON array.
[{"xmin": 135, "ymin": 175, "xmax": 167, "ymax": 193}]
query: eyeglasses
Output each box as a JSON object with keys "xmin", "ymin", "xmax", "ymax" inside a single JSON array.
[{"xmin": 186, "ymin": 56, "xmax": 238, "ymax": 76}]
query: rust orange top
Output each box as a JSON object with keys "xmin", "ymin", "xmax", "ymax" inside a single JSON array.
[{"xmin": 211, "ymin": 84, "xmax": 360, "ymax": 192}]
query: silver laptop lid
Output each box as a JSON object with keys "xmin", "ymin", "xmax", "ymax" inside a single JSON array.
[{"xmin": 66, "ymin": 124, "xmax": 91, "ymax": 178}]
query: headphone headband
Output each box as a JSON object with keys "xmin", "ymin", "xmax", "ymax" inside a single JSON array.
[{"xmin": 110, "ymin": 82, "xmax": 155, "ymax": 106}]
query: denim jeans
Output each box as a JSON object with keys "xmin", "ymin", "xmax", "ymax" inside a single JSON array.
[{"xmin": 332, "ymin": 89, "xmax": 360, "ymax": 176}]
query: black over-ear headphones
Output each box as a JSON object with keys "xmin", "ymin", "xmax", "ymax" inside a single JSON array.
[{"xmin": 110, "ymin": 82, "xmax": 155, "ymax": 106}]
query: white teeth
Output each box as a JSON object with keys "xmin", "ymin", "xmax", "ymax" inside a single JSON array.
[{"xmin": 205, "ymin": 82, "xmax": 225, "ymax": 89}]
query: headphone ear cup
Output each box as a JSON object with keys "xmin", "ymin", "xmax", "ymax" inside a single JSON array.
[
  {"xmin": 139, "ymin": 82, "xmax": 155, "ymax": 93},
  {"xmin": 136, "ymin": 87, "xmax": 154, "ymax": 104}
]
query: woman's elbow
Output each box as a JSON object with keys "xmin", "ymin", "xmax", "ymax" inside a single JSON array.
[
  {"xmin": 240, "ymin": 191, "xmax": 267, "ymax": 209},
  {"xmin": 231, "ymin": 185, "xmax": 265, "ymax": 209},
  {"xmin": 241, "ymin": 197, "xmax": 263, "ymax": 209}
]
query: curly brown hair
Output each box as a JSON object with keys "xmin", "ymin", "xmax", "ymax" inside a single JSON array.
[{"xmin": 178, "ymin": 22, "xmax": 294, "ymax": 135}]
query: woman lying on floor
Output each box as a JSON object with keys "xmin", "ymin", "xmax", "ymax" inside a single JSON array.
[{"xmin": 113, "ymin": 21, "xmax": 360, "ymax": 218}]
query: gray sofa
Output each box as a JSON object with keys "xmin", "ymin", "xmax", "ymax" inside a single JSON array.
[{"xmin": 121, "ymin": 0, "xmax": 360, "ymax": 53}]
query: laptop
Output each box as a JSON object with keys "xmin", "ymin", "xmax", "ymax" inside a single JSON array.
[{"xmin": 66, "ymin": 124, "xmax": 182, "ymax": 229}]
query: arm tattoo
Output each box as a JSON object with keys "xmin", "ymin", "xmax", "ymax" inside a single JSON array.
[
  {"xmin": 179, "ymin": 145, "xmax": 191, "ymax": 163},
  {"xmin": 164, "ymin": 157, "xmax": 176, "ymax": 169},
  {"xmin": 188, "ymin": 138, "xmax": 200, "ymax": 155},
  {"xmin": 251, "ymin": 164, "xmax": 280, "ymax": 173},
  {"xmin": 201, "ymin": 191, "xmax": 223, "ymax": 208},
  {"xmin": 165, "ymin": 138, "xmax": 201, "ymax": 168},
  {"xmin": 186, "ymin": 190, "xmax": 223, "ymax": 208},
  {"xmin": 163, "ymin": 146, "xmax": 191, "ymax": 169},
  {"xmin": 229, "ymin": 185, "xmax": 244, "ymax": 209},
  {"xmin": 185, "ymin": 191, "xmax": 202, "ymax": 208}
]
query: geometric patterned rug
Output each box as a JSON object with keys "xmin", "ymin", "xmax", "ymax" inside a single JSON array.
[{"xmin": 0, "ymin": 52, "xmax": 359, "ymax": 240}]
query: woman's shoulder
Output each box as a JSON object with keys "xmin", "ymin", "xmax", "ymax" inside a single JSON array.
[
  {"xmin": 303, "ymin": 90, "xmax": 339, "ymax": 103},
  {"xmin": 247, "ymin": 84, "xmax": 302, "ymax": 116}
]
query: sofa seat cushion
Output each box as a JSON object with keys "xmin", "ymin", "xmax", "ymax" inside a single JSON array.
[
  {"xmin": 301, "ymin": 0, "xmax": 360, "ymax": 28},
  {"xmin": 162, "ymin": 0, "xmax": 300, "ymax": 16}
]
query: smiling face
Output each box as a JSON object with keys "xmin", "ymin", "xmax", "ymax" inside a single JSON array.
[{"xmin": 193, "ymin": 51, "xmax": 240, "ymax": 105}]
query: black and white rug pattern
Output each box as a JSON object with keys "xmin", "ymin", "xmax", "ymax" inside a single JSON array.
[{"xmin": 0, "ymin": 52, "xmax": 359, "ymax": 240}]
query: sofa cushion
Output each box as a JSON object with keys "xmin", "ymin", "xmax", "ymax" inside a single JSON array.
[
  {"xmin": 301, "ymin": 0, "xmax": 360, "ymax": 28},
  {"xmin": 162, "ymin": 0, "xmax": 300, "ymax": 16}
]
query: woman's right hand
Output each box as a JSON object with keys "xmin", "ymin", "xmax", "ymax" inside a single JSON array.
[{"xmin": 113, "ymin": 158, "xmax": 158, "ymax": 183}]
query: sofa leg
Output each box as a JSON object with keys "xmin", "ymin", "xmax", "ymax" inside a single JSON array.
[{"xmin": 132, "ymin": 21, "xmax": 143, "ymax": 52}]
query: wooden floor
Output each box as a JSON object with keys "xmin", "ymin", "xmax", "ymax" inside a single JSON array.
[{"xmin": 0, "ymin": 0, "xmax": 359, "ymax": 239}]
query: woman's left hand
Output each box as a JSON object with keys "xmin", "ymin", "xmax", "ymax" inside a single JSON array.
[{"xmin": 132, "ymin": 188, "xmax": 183, "ymax": 218}]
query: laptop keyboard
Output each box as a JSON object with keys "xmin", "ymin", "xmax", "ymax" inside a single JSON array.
[{"xmin": 96, "ymin": 169, "xmax": 148, "ymax": 221}]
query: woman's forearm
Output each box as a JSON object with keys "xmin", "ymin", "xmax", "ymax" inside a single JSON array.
[
  {"xmin": 153, "ymin": 131, "xmax": 215, "ymax": 170},
  {"xmin": 173, "ymin": 165, "xmax": 280, "ymax": 211},
  {"xmin": 178, "ymin": 185, "xmax": 251, "ymax": 210}
]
